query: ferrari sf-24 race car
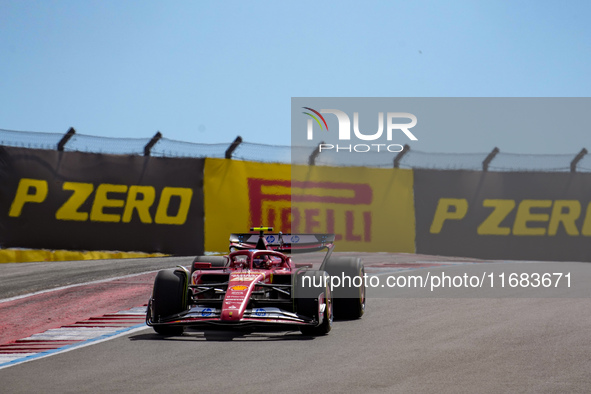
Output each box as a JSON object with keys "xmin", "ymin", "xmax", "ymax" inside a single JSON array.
[{"xmin": 146, "ymin": 227, "xmax": 365, "ymax": 336}]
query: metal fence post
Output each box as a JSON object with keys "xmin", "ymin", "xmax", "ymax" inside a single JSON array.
[
  {"xmin": 482, "ymin": 147, "xmax": 500, "ymax": 172},
  {"xmin": 393, "ymin": 144, "xmax": 410, "ymax": 168},
  {"xmin": 308, "ymin": 141, "xmax": 324, "ymax": 166},
  {"xmin": 57, "ymin": 127, "xmax": 76, "ymax": 151},
  {"xmin": 570, "ymin": 148, "xmax": 588, "ymax": 173},
  {"xmin": 225, "ymin": 136, "xmax": 243, "ymax": 159},
  {"xmin": 144, "ymin": 131, "xmax": 163, "ymax": 156}
]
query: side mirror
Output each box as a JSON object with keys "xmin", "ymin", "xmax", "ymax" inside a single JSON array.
[{"xmin": 193, "ymin": 262, "xmax": 212, "ymax": 270}]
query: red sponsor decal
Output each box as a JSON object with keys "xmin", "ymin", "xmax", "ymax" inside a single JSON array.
[{"xmin": 248, "ymin": 179, "xmax": 372, "ymax": 242}]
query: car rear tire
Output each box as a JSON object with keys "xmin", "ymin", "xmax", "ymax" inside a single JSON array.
[
  {"xmin": 322, "ymin": 256, "xmax": 365, "ymax": 320},
  {"xmin": 151, "ymin": 269, "xmax": 188, "ymax": 336},
  {"xmin": 296, "ymin": 270, "xmax": 333, "ymax": 336},
  {"xmin": 190, "ymin": 256, "xmax": 228, "ymax": 275}
]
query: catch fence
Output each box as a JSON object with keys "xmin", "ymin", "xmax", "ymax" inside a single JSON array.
[{"xmin": 1, "ymin": 128, "xmax": 589, "ymax": 172}]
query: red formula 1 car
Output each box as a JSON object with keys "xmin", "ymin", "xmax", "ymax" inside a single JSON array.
[{"xmin": 146, "ymin": 227, "xmax": 365, "ymax": 336}]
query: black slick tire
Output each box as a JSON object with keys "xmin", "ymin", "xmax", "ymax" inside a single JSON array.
[
  {"xmin": 151, "ymin": 269, "xmax": 188, "ymax": 336},
  {"xmin": 190, "ymin": 256, "xmax": 228, "ymax": 275},
  {"xmin": 322, "ymin": 256, "xmax": 365, "ymax": 320},
  {"xmin": 296, "ymin": 270, "xmax": 333, "ymax": 336}
]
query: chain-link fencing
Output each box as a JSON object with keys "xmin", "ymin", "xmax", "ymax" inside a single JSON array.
[{"xmin": 1, "ymin": 128, "xmax": 588, "ymax": 172}]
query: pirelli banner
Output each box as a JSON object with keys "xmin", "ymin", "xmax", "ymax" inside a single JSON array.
[
  {"xmin": 0, "ymin": 146, "xmax": 204, "ymax": 255},
  {"xmin": 204, "ymin": 158, "xmax": 415, "ymax": 253},
  {"xmin": 414, "ymin": 169, "xmax": 591, "ymax": 262}
]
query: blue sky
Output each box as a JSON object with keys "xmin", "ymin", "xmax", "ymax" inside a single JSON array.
[{"xmin": 1, "ymin": 1, "xmax": 590, "ymax": 154}]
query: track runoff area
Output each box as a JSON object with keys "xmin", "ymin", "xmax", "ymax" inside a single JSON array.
[{"xmin": 0, "ymin": 253, "xmax": 590, "ymax": 392}]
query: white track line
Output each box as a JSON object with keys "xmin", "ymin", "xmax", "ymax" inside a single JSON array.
[
  {"xmin": 0, "ymin": 307, "xmax": 149, "ymax": 370},
  {"xmin": 0, "ymin": 270, "xmax": 161, "ymax": 304}
]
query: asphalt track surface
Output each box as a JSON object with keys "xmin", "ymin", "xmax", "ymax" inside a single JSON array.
[{"xmin": 1, "ymin": 253, "xmax": 590, "ymax": 393}]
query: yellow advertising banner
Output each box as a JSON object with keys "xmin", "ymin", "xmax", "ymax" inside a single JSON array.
[{"xmin": 204, "ymin": 158, "xmax": 415, "ymax": 253}]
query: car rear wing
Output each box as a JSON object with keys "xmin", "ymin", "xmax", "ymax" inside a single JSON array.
[{"xmin": 229, "ymin": 232, "xmax": 335, "ymax": 254}]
